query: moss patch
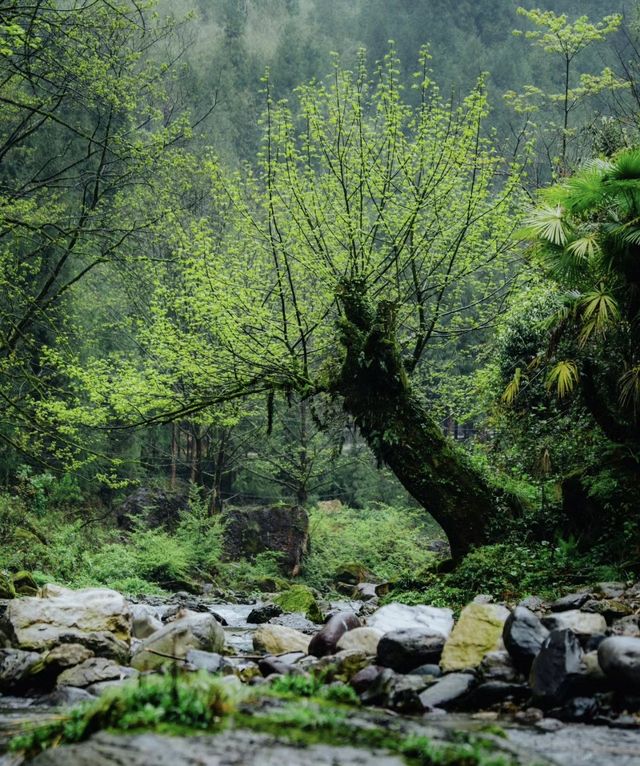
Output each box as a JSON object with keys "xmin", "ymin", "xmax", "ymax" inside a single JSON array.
[{"xmin": 274, "ymin": 584, "xmax": 323, "ymax": 622}]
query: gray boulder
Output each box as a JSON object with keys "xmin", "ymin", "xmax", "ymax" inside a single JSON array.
[
  {"xmin": 56, "ymin": 658, "xmax": 136, "ymax": 688},
  {"xmin": 365, "ymin": 604, "xmax": 453, "ymax": 638},
  {"xmin": 132, "ymin": 611, "xmax": 224, "ymax": 671},
  {"xmin": 529, "ymin": 629, "xmax": 584, "ymax": 705},
  {"xmin": 0, "ymin": 648, "xmax": 43, "ymax": 692},
  {"xmin": 4, "ymin": 587, "xmax": 131, "ymax": 659},
  {"xmin": 418, "ymin": 672, "xmax": 475, "ymax": 710},
  {"xmin": 597, "ymin": 636, "xmax": 640, "ymax": 687},
  {"xmin": 541, "ymin": 610, "xmax": 606, "ymax": 637},
  {"xmin": 502, "ymin": 606, "xmax": 550, "ymax": 673},
  {"xmin": 308, "ymin": 612, "xmax": 360, "ymax": 658},
  {"xmin": 376, "ymin": 628, "xmax": 445, "ymax": 673}
]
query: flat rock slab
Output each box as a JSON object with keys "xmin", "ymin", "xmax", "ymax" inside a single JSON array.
[
  {"xmin": 507, "ymin": 723, "xmax": 640, "ymax": 766},
  {"xmin": 28, "ymin": 730, "xmax": 405, "ymax": 765}
]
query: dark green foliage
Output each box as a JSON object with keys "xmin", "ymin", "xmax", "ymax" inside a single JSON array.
[{"xmin": 391, "ymin": 541, "xmax": 627, "ymax": 609}]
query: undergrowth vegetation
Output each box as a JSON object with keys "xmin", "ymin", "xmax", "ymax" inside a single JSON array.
[{"xmin": 301, "ymin": 503, "xmax": 440, "ymax": 591}]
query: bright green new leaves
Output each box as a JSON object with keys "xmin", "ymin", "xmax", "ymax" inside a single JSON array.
[
  {"xmin": 513, "ymin": 9, "xmax": 621, "ymax": 57},
  {"xmin": 508, "ymin": 8, "xmax": 625, "ymax": 171}
]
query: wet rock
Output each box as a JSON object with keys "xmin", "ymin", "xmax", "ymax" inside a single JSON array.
[
  {"xmin": 386, "ymin": 674, "xmax": 431, "ymax": 713},
  {"xmin": 45, "ymin": 643, "xmax": 93, "ymax": 670},
  {"xmin": 556, "ymin": 696, "xmax": 599, "ymax": 722},
  {"xmin": 418, "ymin": 672, "xmax": 475, "ymax": 710},
  {"xmin": 464, "ymin": 681, "xmax": 529, "ymax": 709},
  {"xmin": 365, "ymin": 603, "xmax": 453, "ymax": 638},
  {"xmin": 116, "ymin": 487, "xmax": 188, "ymax": 531},
  {"xmin": 610, "ymin": 615, "xmax": 640, "ymax": 638},
  {"xmin": 274, "ymin": 585, "xmax": 322, "ymax": 623},
  {"xmin": 253, "ymin": 624, "xmax": 310, "ymax": 654},
  {"xmin": 308, "ymin": 612, "xmax": 360, "ymax": 657},
  {"xmin": 269, "ymin": 612, "xmax": 317, "ymax": 633},
  {"xmin": 130, "ymin": 604, "xmax": 163, "ymax": 639},
  {"xmin": 220, "ymin": 657, "xmax": 261, "ymax": 682},
  {"xmin": 541, "ymin": 610, "xmax": 606, "ymax": 637},
  {"xmin": 594, "ymin": 582, "xmax": 626, "ymax": 599},
  {"xmin": 336, "ymin": 627, "xmax": 382, "ymax": 655},
  {"xmin": 56, "ymin": 658, "xmax": 135, "ymax": 688},
  {"xmin": 411, "ymin": 663, "xmax": 441, "ymax": 678},
  {"xmin": 47, "ymin": 686, "xmax": 95, "ymax": 706},
  {"xmin": 581, "ymin": 599, "xmax": 633, "ymax": 624},
  {"xmin": 359, "ymin": 667, "xmax": 398, "ymax": 705},
  {"xmin": 529, "ymin": 629, "xmax": 584, "ymax": 705},
  {"xmin": 354, "ymin": 583, "xmax": 378, "ymax": 601},
  {"xmin": 582, "ymin": 650, "xmax": 606, "ymax": 681},
  {"xmin": 518, "ymin": 596, "xmax": 545, "ymax": 613},
  {"xmin": 376, "ymin": 629, "xmax": 445, "ymax": 673},
  {"xmin": 28, "ymin": 729, "xmax": 407, "ymax": 766},
  {"xmin": 247, "ymin": 604, "xmax": 283, "ymax": 624},
  {"xmin": 479, "ymin": 650, "xmax": 519, "ymax": 682},
  {"xmin": 597, "ymin": 636, "xmax": 640, "ymax": 687},
  {"xmin": 0, "ymin": 648, "xmax": 43, "ymax": 691},
  {"xmin": 12, "ymin": 571, "xmax": 39, "ymax": 596},
  {"xmin": 4, "ymin": 587, "xmax": 131, "ymax": 655},
  {"xmin": 549, "ymin": 593, "xmax": 590, "ymax": 612},
  {"xmin": 316, "ymin": 649, "xmax": 370, "ymax": 681},
  {"xmin": 222, "ymin": 505, "xmax": 309, "ymax": 576},
  {"xmin": 440, "ymin": 603, "xmax": 510, "ymax": 672},
  {"xmin": 349, "ymin": 665, "xmax": 383, "ymax": 695},
  {"xmin": 56, "ymin": 630, "xmax": 130, "ymax": 664},
  {"xmin": 503, "ymin": 606, "xmax": 550, "ymax": 674},
  {"xmin": 535, "ymin": 717, "xmax": 564, "ymax": 732},
  {"xmin": 184, "ymin": 649, "xmax": 223, "ymax": 673},
  {"xmin": 583, "ymin": 634, "xmax": 607, "ymax": 652},
  {"xmin": 258, "ymin": 656, "xmax": 305, "ymax": 677},
  {"xmin": 131, "ymin": 611, "xmax": 225, "ymax": 671}
]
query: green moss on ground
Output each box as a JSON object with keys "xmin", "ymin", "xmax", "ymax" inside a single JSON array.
[{"xmin": 10, "ymin": 672, "xmax": 520, "ymax": 766}]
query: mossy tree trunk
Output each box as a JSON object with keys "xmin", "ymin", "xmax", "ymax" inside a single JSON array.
[{"xmin": 333, "ymin": 285, "xmax": 495, "ymax": 561}]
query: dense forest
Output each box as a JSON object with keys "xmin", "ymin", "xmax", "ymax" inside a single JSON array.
[{"xmin": 1, "ymin": 2, "xmax": 640, "ymax": 762}]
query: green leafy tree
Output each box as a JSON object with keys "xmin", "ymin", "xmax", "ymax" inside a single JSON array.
[
  {"xmin": 69, "ymin": 49, "xmax": 525, "ymax": 558},
  {"xmin": 0, "ymin": 0, "xmax": 193, "ymax": 466},
  {"xmin": 507, "ymin": 8, "xmax": 624, "ymax": 173}
]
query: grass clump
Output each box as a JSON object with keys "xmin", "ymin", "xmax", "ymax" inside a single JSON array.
[
  {"xmin": 269, "ymin": 673, "xmax": 360, "ymax": 705},
  {"xmin": 10, "ymin": 672, "xmax": 239, "ymax": 756}
]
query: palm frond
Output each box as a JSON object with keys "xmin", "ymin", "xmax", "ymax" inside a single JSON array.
[
  {"xmin": 546, "ymin": 360, "xmax": 579, "ymax": 398},
  {"xmin": 520, "ymin": 204, "xmax": 568, "ymax": 246},
  {"xmin": 501, "ymin": 367, "xmax": 522, "ymax": 405},
  {"xmin": 607, "ymin": 149, "xmax": 640, "ymax": 181},
  {"xmin": 566, "ymin": 234, "xmax": 599, "ymax": 260},
  {"xmin": 619, "ymin": 365, "xmax": 640, "ymax": 416}
]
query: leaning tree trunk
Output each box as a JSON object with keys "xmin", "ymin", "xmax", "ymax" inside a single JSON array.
[{"xmin": 333, "ymin": 285, "xmax": 495, "ymax": 561}]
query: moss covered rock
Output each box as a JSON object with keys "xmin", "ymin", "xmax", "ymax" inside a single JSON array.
[
  {"xmin": 12, "ymin": 571, "xmax": 39, "ymax": 596},
  {"xmin": 274, "ymin": 585, "xmax": 323, "ymax": 623},
  {"xmin": 0, "ymin": 571, "xmax": 16, "ymax": 599},
  {"xmin": 440, "ymin": 602, "xmax": 510, "ymax": 672}
]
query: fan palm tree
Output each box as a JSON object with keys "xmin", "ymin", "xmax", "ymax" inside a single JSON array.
[{"xmin": 516, "ymin": 148, "xmax": 640, "ymax": 445}]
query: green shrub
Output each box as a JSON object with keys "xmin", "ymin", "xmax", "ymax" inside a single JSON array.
[
  {"xmin": 301, "ymin": 503, "xmax": 439, "ymax": 591},
  {"xmin": 391, "ymin": 540, "xmax": 629, "ymax": 609}
]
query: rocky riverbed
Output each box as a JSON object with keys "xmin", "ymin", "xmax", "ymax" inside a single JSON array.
[{"xmin": 0, "ymin": 580, "xmax": 639, "ymax": 764}]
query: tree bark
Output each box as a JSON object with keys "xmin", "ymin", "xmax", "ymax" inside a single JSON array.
[{"xmin": 334, "ymin": 285, "xmax": 495, "ymax": 561}]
